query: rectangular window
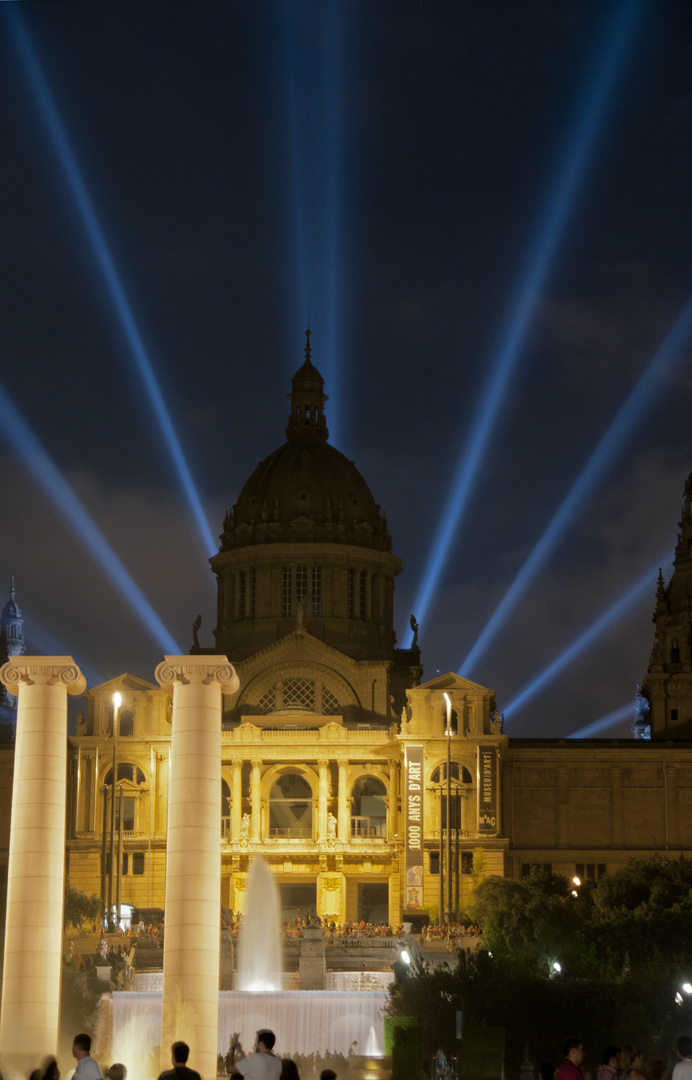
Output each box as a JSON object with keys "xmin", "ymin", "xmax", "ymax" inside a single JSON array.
[
  {"xmin": 360, "ymin": 570, "xmax": 368, "ymax": 620},
  {"xmin": 296, "ymin": 564, "xmax": 308, "ymax": 603},
  {"xmin": 239, "ymin": 571, "xmax": 246, "ymax": 617},
  {"xmin": 371, "ymin": 573, "xmax": 377, "ymax": 621},
  {"xmin": 441, "ymin": 794, "xmax": 461, "ymax": 830},
  {"xmin": 430, "ymin": 851, "xmax": 440, "ymax": 875},
  {"xmin": 312, "ymin": 565, "xmax": 322, "ymax": 617},
  {"xmin": 132, "ymin": 852, "xmax": 145, "ymax": 875},
  {"xmin": 348, "ymin": 569, "xmax": 356, "ymax": 618},
  {"xmin": 115, "ymin": 797, "xmax": 135, "ymax": 832},
  {"xmin": 121, "ymin": 853, "xmax": 129, "ymax": 875},
  {"xmin": 671, "ymin": 708, "xmax": 679, "ymax": 722},
  {"xmin": 461, "ymin": 852, "xmax": 473, "ymax": 875},
  {"xmin": 249, "ymin": 568, "xmax": 256, "ymax": 617},
  {"xmin": 577, "ymin": 862, "xmax": 606, "ymax": 881},
  {"xmin": 282, "ymin": 566, "xmax": 292, "ymax": 618},
  {"xmin": 119, "ymin": 711, "xmax": 134, "ymax": 737}
]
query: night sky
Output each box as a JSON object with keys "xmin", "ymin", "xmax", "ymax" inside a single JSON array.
[{"xmin": 1, "ymin": 1, "xmax": 691, "ymax": 738}]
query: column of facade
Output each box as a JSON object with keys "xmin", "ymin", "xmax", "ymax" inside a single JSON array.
[
  {"xmin": 318, "ymin": 759, "xmax": 329, "ymax": 839},
  {"xmin": 231, "ymin": 758, "xmax": 242, "ymax": 838},
  {"xmin": 388, "ymin": 762, "xmax": 399, "ymax": 839},
  {"xmin": 338, "ymin": 761, "xmax": 349, "ymax": 840},
  {"xmin": 0, "ymin": 657, "xmax": 86, "ymax": 1075},
  {"xmin": 155, "ymin": 656, "xmax": 238, "ymax": 1080},
  {"xmin": 251, "ymin": 760, "xmax": 262, "ymax": 840}
]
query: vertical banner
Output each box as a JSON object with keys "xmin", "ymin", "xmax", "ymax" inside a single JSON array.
[
  {"xmin": 404, "ymin": 745, "xmax": 424, "ymax": 909},
  {"xmin": 477, "ymin": 744, "xmax": 498, "ymax": 835}
]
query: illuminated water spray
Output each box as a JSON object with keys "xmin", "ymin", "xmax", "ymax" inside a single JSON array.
[
  {"xmin": 0, "ymin": 382, "xmax": 180, "ymax": 654},
  {"xmin": 4, "ymin": 4, "xmax": 216, "ymax": 558},
  {"xmin": 408, "ymin": 0, "xmax": 648, "ymax": 641},
  {"xmin": 462, "ymin": 292, "xmax": 692, "ymax": 676},
  {"xmin": 503, "ymin": 554, "xmax": 670, "ymax": 721},
  {"xmin": 236, "ymin": 856, "xmax": 282, "ymax": 992}
]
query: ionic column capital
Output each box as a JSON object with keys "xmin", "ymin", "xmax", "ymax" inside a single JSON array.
[
  {"xmin": 155, "ymin": 655, "xmax": 239, "ymax": 695},
  {"xmin": 0, "ymin": 657, "xmax": 86, "ymax": 696}
]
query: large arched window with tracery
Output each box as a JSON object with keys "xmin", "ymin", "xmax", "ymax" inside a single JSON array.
[
  {"xmin": 351, "ymin": 775, "xmax": 387, "ymax": 838},
  {"xmin": 269, "ymin": 772, "xmax": 313, "ymax": 838}
]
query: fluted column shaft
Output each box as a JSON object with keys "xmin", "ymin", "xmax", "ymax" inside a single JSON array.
[
  {"xmin": 251, "ymin": 760, "xmax": 261, "ymax": 839},
  {"xmin": 156, "ymin": 657, "xmax": 238, "ymax": 1080},
  {"xmin": 318, "ymin": 759, "xmax": 329, "ymax": 840},
  {"xmin": 231, "ymin": 759, "xmax": 242, "ymax": 838},
  {"xmin": 338, "ymin": 761, "xmax": 349, "ymax": 840},
  {"xmin": 0, "ymin": 658, "xmax": 86, "ymax": 1075}
]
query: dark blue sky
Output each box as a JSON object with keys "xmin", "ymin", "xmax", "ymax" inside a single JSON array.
[{"xmin": 0, "ymin": 1, "xmax": 690, "ymax": 736}]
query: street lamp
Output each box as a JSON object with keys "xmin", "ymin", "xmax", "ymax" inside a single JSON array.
[
  {"xmin": 108, "ymin": 692, "xmax": 121, "ymax": 931},
  {"xmin": 443, "ymin": 692, "xmax": 453, "ymax": 925}
]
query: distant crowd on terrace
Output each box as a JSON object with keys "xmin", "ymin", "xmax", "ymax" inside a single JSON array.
[{"xmin": 422, "ymin": 923, "xmax": 483, "ymax": 941}]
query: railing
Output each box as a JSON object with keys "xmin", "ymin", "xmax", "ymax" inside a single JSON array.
[
  {"xmin": 268, "ymin": 827, "xmax": 313, "ymax": 838},
  {"xmin": 351, "ymin": 816, "xmax": 386, "ymax": 838}
]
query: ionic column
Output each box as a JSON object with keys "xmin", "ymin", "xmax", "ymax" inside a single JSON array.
[
  {"xmin": 231, "ymin": 758, "xmax": 242, "ymax": 838},
  {"xmin": 251, "ymin": 759, "xmax": 262, "ymax": 840},
  {"xmin": 155, "ymin": 656, "xmax": 239, "ymax": 1080},
  {"xmin": 318, "ymin": 759, "xmax": 329, "ymax": 839},
  {"xmin": 338, "ymin": 761, "xmax": 349, "ymax": 840},
  {"xmin": 0, "ymin": 657, "xmax": 86, "ymax": 1075}
]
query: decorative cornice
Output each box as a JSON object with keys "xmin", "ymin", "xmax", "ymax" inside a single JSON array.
[
  {"xmin": 154, "ymin": 655, "xmax": 239, "ymax": 695},
  {"xmin": 0, "ymin": 657, "xmax": 86, "ymax": 696}
]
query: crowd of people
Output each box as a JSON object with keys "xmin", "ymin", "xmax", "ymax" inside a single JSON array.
[
  {"xmin": 35, "ymin": 1029, "xmax": 345, "ymax": 1080},
  {"xmin": 549, "ymin": 1037, "xmax": 692, "ymax": 1080},
  {"xmin": 421, "ymin": 922, "xmax": 482, "ymax": 941},
  {"xmin": 221, "ymin": 913, "xmax": 407, "ymax": 940}
]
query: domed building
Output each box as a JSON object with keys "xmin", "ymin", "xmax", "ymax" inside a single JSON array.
[
  {"xmin": 53, "ymin": 340, "xmax": 692, "ymax": 937},
  {"xmin": 63, "ymin": 336, "xmax": 506, "ymax": 928}
]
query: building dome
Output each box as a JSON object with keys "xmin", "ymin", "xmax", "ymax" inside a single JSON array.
[
  {"xmin": 209, "ymin": 332, "xmax": 402, "ymax": 664},
  {"xmin": 220, "ymin": 332, "xmax": 391, "ymax": 553}
]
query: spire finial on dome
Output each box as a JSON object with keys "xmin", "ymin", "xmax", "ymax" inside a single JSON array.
[{"xmin": 304, "ymin": 324, "xmax": 312, "ymax": 366}]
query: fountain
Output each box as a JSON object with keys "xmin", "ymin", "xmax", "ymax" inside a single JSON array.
[
  {"xmin": 236, "ymin": 857, "xmax": 282, "ymax": 991},
  {"xmin": 110, "ymin": 854, "xmax": 389, "ymax": 1068}
]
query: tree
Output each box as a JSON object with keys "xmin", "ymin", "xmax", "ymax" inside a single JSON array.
[{"xmin": 64, "ymin": 880, "xmax": 101, "ymax": 930}]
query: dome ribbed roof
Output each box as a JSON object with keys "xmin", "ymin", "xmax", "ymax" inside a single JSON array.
[{"xmin": 219, "ymin": 335, "xmax": 391, "ymax": 552}]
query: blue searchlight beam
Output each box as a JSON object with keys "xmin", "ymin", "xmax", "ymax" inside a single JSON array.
[
  {"xmin": 278, "ymin": 1, "xmax": 344, "ymax": 446},
  {"xmin": 462, "ymin": 291, "xmax": 692, "ymax": 676},
  {"xmin": 409, "ymin": 0, "xmax": 647, "ymax": 640},
  {"xmin": 5, "ymin": 4, "xmax": 216, "ymax": 558},
  {"xmin": 503, "ymin": 555, "xmax": 670, "ymax": 720},
  {"xmin": 0, "ymin": 381, "xmax": 181, "ymax": 656},
  {"xmin": 569, "ymin": 703, "xmax": 633, "ymax": 739}
]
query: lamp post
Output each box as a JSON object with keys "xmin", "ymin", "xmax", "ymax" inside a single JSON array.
[
  {"xmin": 443, "ymin": 692, "xmax": 453, "ymax": 924},
  {"xmin": 108, "ymin": 692, "xmax": 121, "ymax": 931}
]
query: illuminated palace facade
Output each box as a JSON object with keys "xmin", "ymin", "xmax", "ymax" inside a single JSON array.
[{"xmin": 7, "ymin": 341, "xmax": 692, "ymax": 926}]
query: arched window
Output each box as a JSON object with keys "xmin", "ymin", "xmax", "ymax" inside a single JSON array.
[
  {"xmin": 351, "ymin": 776, "xmax": 387, "ymax": 838},
  {"xmin": 431, "ymin": 763, "xmax": 472, "ymax": 784},
  {"xmin": 269, "ymin": 773, "xmax": 312, "ymax": 838},
  {"xmin": 671, "ymin": 638, "xmax": 681, "ymax": 664},
  {"xmin": 103, "ymin": 763, "xmax": 146, "ymax": 786}
]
